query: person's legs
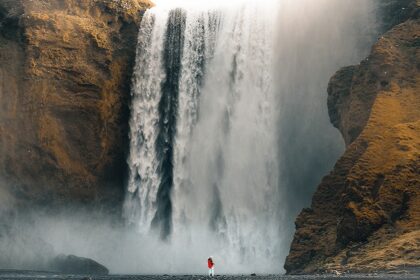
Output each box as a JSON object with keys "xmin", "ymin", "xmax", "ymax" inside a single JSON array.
[
  {"xmin": 209, "ymin": 269, "xmax": 212, "ymax": 276},
  {"xmin": 211, "ymin": 268, "xmax": 215, "ymax": 276}
]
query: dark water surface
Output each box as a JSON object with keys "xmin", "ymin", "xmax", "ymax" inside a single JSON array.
[{"xmin": 1, "ymin": 271, "xmax": 419, "ymax": 280}]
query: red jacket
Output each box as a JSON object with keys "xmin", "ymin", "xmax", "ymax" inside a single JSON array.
[{"xmin": 208, "ymin": 259, "xmax": 214, "ymax": 268}]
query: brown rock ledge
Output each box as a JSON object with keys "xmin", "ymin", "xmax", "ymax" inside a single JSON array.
[
  {"xmin": 285, "ymin": 3, "xmax": 420, "ymax": 274},
  {"xmin": 0, "ymin": 0, "xmax": 152, "ymax": 209}
]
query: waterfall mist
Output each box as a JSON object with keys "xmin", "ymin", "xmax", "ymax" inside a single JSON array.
[
  {"xmin": 0, "ymin": 0, "xmax": 381, "ymax": 275},
  {"xmin": 122, "ymin": 0, "xmax": 378, "ymax": 274},
  {"xmin": 274, "ymin": 0, "xmax": 378, "ymax": 237}
]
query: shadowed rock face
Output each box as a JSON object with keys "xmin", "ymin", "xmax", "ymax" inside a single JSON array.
[
  {"xmin": 0, "ymin": 0, "xmax": 152, "ymax": 209},
  {"xmin": 285, "ymin": 1, "xmax": 420, "ymax": 274},
  {"xmin": 50, "ymin": 254, "xmax": 109, "ymax": 275}
]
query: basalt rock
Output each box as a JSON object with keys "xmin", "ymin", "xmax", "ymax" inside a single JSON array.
[
  {"xmin": 0, "ymin": 0, "xmax": 152, "ymax": 210},
  {"xmin": 286, "ymin": 1, "xmax": 420, "ymax": 274},
  {"xmin": 50, "ymin": 254, "xmax": 109, "ymax": 275}
]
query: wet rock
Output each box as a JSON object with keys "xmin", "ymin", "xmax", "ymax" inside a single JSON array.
[{"xmin": 49, "ymin": 254, "xmax": 109, "ymax": 275}]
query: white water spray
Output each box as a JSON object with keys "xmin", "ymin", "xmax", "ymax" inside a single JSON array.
[
  {"xmin": 124, "ymin": 9, "xmax": 169, "ymax": 232},
  {"xmin": 124, "ymin": 0, "xmax": 378, "ymax": 274}
]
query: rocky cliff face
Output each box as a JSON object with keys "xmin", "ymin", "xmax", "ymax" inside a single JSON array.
[
  {"xmin": 0, "ymin": 0, "xmax": 152, "ymax": 210},
  {"xmin": 285, "ymin": 1, "xmax": 420, "ymax": 274}
]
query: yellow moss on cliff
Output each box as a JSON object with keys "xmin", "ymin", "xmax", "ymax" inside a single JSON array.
[
  {"xmin": 0, "ymin": 0, "xmax": 152, "ymax": 205},
  {"xmin": 286, "ymin": 16, "xmax": 420, "ymax": 274},
  {"xmin": 38, "ymin": 113, "xmax": 93, "ymax": 181}
]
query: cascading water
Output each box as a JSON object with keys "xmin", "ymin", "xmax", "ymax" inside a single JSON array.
[
  {"xmin": 125, "ymin": 1, "xmax": 282, "ymax": 271},
  {"xmin": 170, "ymin": 1, "xmax": 282, "ymax": 269},
  {"xmin": 124, "ymin": 0, "xmax": 378, "ymax": 274}
]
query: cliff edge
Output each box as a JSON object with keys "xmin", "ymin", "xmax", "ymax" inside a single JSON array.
[
  {"xmin": 0, "ymin": 0, "xmax": 152, "ymax": 209},
  {"xmin": 285, "ymin": 1, "xmax": 420, "ymax": 274}
]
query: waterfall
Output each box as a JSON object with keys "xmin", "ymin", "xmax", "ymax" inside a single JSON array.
[
  {"xmin": 124, "ymin": 9, "xmax": 169, "ymax": 233},
  {"xmin": 124, "ymin": 0, "xmax": 377, "ymax": 274},
  {"xmin": 171, "ymin": 0, "xmax": 281, "ymax": 267}
]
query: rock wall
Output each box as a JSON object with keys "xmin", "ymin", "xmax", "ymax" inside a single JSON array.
[
  {"xmin": 0, "ymin": 0, "xmax": 152, "ymax": 209},
  {"xmin": 0, "ymin": 0, "xmax": 418, "ymax": 273},
  {"xmin": 285, "ymin": 1, "xmax": 420, "ymax": 274}
]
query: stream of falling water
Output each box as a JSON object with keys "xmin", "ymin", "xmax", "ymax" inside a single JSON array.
[
  {"xmin": 123, "ymin": 0, "xmax": 377, "ymax": 274},
  {"xmin": 124, "ymin": 1, "xmax": 282, "ymax": 272}
]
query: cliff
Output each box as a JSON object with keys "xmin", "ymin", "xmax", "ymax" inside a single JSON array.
[
  {"xmin": 0, "ymin": 0, "xmax": 152, "ymax": 209},
  {"xmin": 285, "ymin": 1, "xmax": 420, "ymax": 274}
]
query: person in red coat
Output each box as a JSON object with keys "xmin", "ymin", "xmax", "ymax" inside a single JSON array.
[{"xmin": 207, "ymin": 257, "xmax": 215, "ymax": 276}]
